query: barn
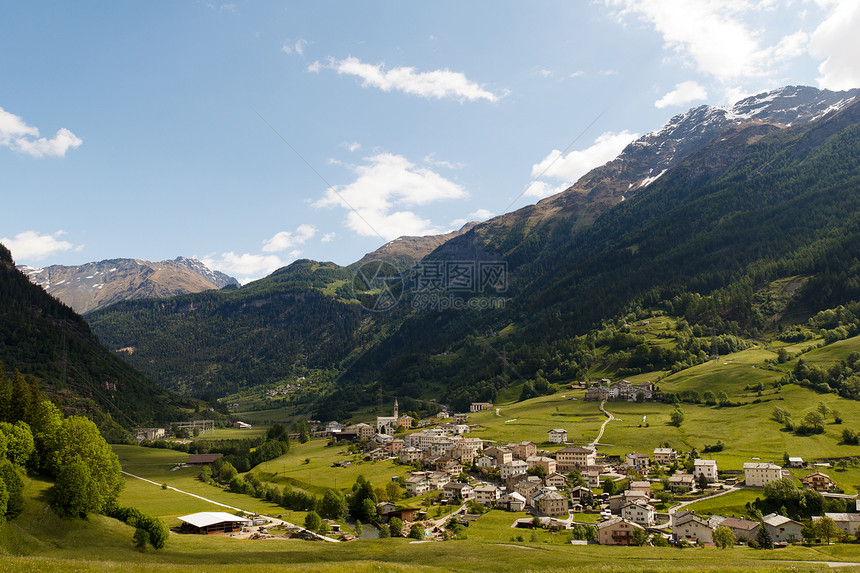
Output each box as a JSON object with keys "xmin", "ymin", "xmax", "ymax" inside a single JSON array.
[{"xmin": 177, "ymin": 512, "xmax": 251, "ymax": 535}]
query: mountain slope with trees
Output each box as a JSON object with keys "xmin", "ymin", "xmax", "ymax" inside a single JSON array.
[{"xmin": 0, "ymin": 244, "xmax": 183, "ymax": 429}]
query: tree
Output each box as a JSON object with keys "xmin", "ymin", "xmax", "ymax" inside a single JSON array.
[
  {"xmin": 354, "ymin": 519, "xmax": 363, "ymax": 538},
  {"xmin": 756, "ymin": 525, "xmax": 773, "ymax": 549},
  {"xmin": 50, "ymin": 460, "xmax": 102, "ymax": 519},
  {"xmin": 713, "ymin": 526, "xmax": 734, "ymax": 549},
  {"xmin": 378, "ymin": 522, "xmax": 390, "ymax": 538},
  {"xmin": 697, "ymin": 473, "xmax": 709, "ymax": 490},
  {"xmin": 631, "ymin": 527, "xmax": 649, "ymax": 546},
  {"xmin": 602, "ymin": 477, "xmax": 617, "ymax": 495},
  {"xmin": 389, "ymin": 516, "xmax": 403, "ymax": 537},
  {"xmin": 670, "ymin": 406, "xmax": 685, "ymax": 427},
  {"xmin": 320, "ymin": 489, "xmax": 348, "ymax": 520},
  {"xmin": 304, "ymin": 511, "xmax": 322, "ymax": 532},
  {"xmin": 133, "ymin": 527, "xmax": 149, "ymax": 550},
  {"xmin": 385, "ymin": 481, "xmax": 401, "ymax": 503},
  {"xmin": 816, "ymin": 516, "xmax": 840, "ymax": 544},
  {"xmin": 0, "ymin": 421, "xmax": 34, "ymax": 467},
  {"xmin": 801, "ymin": 520, "xmax": 818, "ymax": 544},
  {"xmin": 717, "ymin": 391, "xmax": 729, "ymax": 406},
  {"xmin": 408, "ymin": 524, "xmax": 425, "ymax": 539}
]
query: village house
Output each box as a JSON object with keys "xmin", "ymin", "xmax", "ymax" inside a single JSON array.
[
  {"xmin": 801, "ymin": 471, "xmax": 836, "ymax": 491},
  {"xmin": 177, "ymin": 512, "xmax": 250, "ymax": 535},
  {"xmin": 484, "ymin": 446, "xmax": 513, "ymax": 466},
  {"xmin": 693, "ymin": 459, "xmax": 718, "ymax": 483},
  {"xmin": 762, "ymin": 513, "xmax": 803, "ymax": 542},
  {"xmin": 653, "ymin": 447, "xmax": 677, "ymax": 465},
  {"xmin": 672, "ymin": 511, "xmax": 714, "ymax": 544},
  {"xmin": 744, "ymin": 462, "xmax": 790, "ymax": 487},
  {"xmin": 399, "ymin": 446, "xmax": 424, "ymax": 465},
  {"xmin": 500, "ymin": 459, "xmax": 529, "ymax": 480},
  {"xmin": 585, "ymin": 379, "xmax": 654, "ymax": 402},
  {"xmin": 475, "ymin": 454, "xmax": 495, "ymax": 469},
  {"xmin": 621, "ymin": 499, "xmax": 656, "ymax": 527},
  {"xmin": 569, "ymin": 485, "xmax": 592, "ymax": 506},
  {"xmin": 527, "ymin": 455, "xmax": 557, "ymax": 475},
  {"xmin": 596, "ymin": 517, "xmax": 645, "ymax": 545},
  {"xmin": 629, "ymin": 480, "xmax": 651, "ymax": 495},
  {"xmin": 556, "ymin": 446, "xmax": 596, "ymax": 472},
  {"xmin": 545, "ymin": 472, "xmax": 569, "ymax": 488},
  {"xmin": 453, "ymin": 413, "xmax": 468, "ymax": 424},
  {"xmin": 535, "ymin": 490, "xmax": 569, "ymax": 516},
  {"xmin": 820, "ymin": 513, "xmax": 860, "ymax": 536},
  {"xmin": 548, "ymin": 428, "xmax": 568, "ymax": 444},
  {"xmin": 584, "ymin": 469, "xmax": 603, "ymax": 489},
  {"xmin": 625, "ymin": 452, "xmax": 650, "ymax": 470},
  {"xmin": 473, "ymin": 484, "xmax": 500, "ymax": 506},
  {"xmin": 405, "ymin": 474, "xmax": 431, "ymax": 497},
  {"xmin": 386, "ymin": 439, "xmax": 404, "ymax": 455},
  {"xmin": 718, "ymin": 517, "xmax": 760, "ymax": 541},
  {"xmin": 396, "ymin": 415, "xmax": 414, "ymax": 429},
  {"xmin": 428, "ymin": 470, "xmax": 451, "ymax": 489},
  {"xmin": 788, "ymin": 456, "xmax": 805, "ymax": 468},
  {"xmin": 668, "ymin": 473, "xmax": 695, "ymax": 492},
  {"xmin": 497, "ymin": 492, "xmax": 527, "ymax": 512},
  {"xmin": 608, "ymin": 490, "xmax": 649, "ymax": 514},
  {"xmin": 512, "ymin": 478, "xmax": 543, "ymax": 506},
  {"xmin": 508, "ymin": 441, "xmax": 537, "ymax": 460},
  {"xmin": 365, "ymin": 447, "xmax": 389, "ymax": 462},
  {"xmin": 470, "ymin": 402, "xmax": 493, "ymax": 413},
  {"xmin": 443, "ymin": 482, "xmax": 474, "ymax": 501}
]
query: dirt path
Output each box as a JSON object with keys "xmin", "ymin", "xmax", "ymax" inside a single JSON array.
[
  {"xmin": 121, "ymin": 470, "xmax": 340, "ymax": 542},
  {"xmin": 590, "ymin": 400, "xmax": 615, "ymax": 446}
]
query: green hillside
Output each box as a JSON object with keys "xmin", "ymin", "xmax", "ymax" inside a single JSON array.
[{"xmin": 0, "ymin": 244, "xmax": 181, "ymax": 428}]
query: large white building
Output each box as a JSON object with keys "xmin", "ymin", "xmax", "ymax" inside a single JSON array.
[
  {"xmin": 744, "ymin": 462, "xmax": 789, "ymax": 487},
  {"xmin": 693, "ymin": 459, "xmax": 718, "ymax": 483},
  {"xmin": 548, "ymin": 428, "xmax": 567, "ymax": 443}
]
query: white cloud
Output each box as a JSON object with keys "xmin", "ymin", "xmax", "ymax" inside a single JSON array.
[
  {"xmin": 313, "ymin": 153, "xmax": 468, "ymax": 240},
  {"xmin": 282, "ymin": 39, "xmax": 307, "ymax": 56},
  {"xmin": 0, "ymin": 107, "xmax": 82, "ymax": 158},
  {"xmin": 1, "ymin": 230, "xmax": 82, "ymax": 261},
  {"xmin": 655, "ymin": 80, "xmax": 708, "ymax": 108},
  {"xmin": 321, "ymin": 232, "xmax": 336, "ymax": 244},
  {"xmin": 531, "ymin": 130, "xmax": 637, "ymax": 182},
  {"xmin": 423, "ymin": 152, "xmax": 466, "ymax": 169},
  {"xmin": 605, "ymin": 1, "xmax": 809, "ymax": 83},
  {"xmin": 525, "ymin": 130, "xmax": 637, "ymax": 200},
  {"xmin": 339, "ymin": 141, "xmax": 361, "ymax": 152},
  {"xmin": 201, "ymin": 252, "xmax": 292, "ymax": 285},
  {"xmin": 536, "ymin": 69, "xmax": 554, "ymax": 78},
  {"xmin": 313, "ymin": 56, "xmax": 502, "ymax": 102},
  {"xmin": 809, "ymin": 1, "xmax": 860, "ymax": 90},
  {"xmin": 261, "ymin": 224, "xmax": 317, "ymax": 253},
  {"xmin": 450, "ymin": 208, "xmax": 494, "ymax": 229}
]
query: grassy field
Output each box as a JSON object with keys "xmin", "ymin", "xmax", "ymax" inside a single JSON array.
[{"xmin": 6, "ymin": 476, "xmax": 860, "ymax": 573}]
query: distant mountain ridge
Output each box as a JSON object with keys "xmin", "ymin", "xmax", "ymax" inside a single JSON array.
[
  {"xmin": 18, "ymin": 257, "xmax": 238, "ymax": 314},
  {"xmin": 350, "ymin": 222, "xmax": 479, "ymax": 270},
  {"xmin": 432, "ymin": 85, "xmax": 860, "ymax": 266}
]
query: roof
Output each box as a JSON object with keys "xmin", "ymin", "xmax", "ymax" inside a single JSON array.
[
  {"xmin": 558, "ymin": 446, "xmax": 595, "ymax": 454},
  {"xmin": 763, "ymin": 513, "xmax": 800, "ymax": 527},
  {"xmin": 719, "ymin": 517, "xmax": 759, "ymax": 531},
  {"xmin": 549, "ymin": 428, "xmax": 567, "ymax": 433},
  {"xmin": 674, "ymin": 512, "xmax": 709, "ymax": 527},
  {"xmin": 669, "ymin": 473, "xmax": 694, "ymax": 482},
  {"xmin": 630, "ymin": 481, "xmax": 650, "ymax": 489},
  {"xmin": 744, "ymin": 462, "xmax": 781, "ymax": 469},
  {"xmin": 694, "ymin": 459, "xmax": 717, "ymax": 466},
  {"xmin": 178, "ymin": 512, "xmax": 250, "ymax": 528},
  {"xmin": 824, "ymin": 513, "xmax": 860, "ymax": 522},
  {"xmin": 653, "ymin": 448, "xmax": 675, "ymax": 454},
  {"xmin": 596, "ymin": 517, "xmax": 643, "ymax": 530}
]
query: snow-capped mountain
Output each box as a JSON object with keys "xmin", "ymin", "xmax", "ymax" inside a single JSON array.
[{"xmin": 19, "ymin": 257, "xmax": 239, "ymax": 314}]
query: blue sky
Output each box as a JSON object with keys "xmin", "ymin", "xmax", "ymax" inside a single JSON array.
[{"xmin": 2, "ymin": 1, "xmax": 859, "ymax": 283}]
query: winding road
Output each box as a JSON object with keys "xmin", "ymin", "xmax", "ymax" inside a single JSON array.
[{"xmin": 590, "ymin": 400, "xmax": 615, "ymax": 446}]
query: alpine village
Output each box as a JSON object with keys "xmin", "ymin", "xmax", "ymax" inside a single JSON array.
[{"xmin": 7, "ymin": 28, "xmax": 860, "ymax": 573}]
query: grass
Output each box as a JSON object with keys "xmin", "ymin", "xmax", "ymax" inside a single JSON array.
[{"xmin": 684, "ymin": 489, "xmax": 762, "ymax": 518}]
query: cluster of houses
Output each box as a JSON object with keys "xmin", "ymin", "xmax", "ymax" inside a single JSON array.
[{"xmin": 584, "ymin": 379, "xmax": 655, "ymax": 402}]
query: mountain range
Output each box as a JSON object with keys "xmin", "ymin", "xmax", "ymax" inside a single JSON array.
[
  {"xmin": 18, "ymin": 257, "xmax": 238, "ymax": 314},
  {"xmin": 10, "ymin": 84, "xmax": 860, "ymax": 423}
]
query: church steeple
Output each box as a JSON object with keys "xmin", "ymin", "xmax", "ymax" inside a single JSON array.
[{"xmin": 394, "ymin": 397, "xmax": 399, "ymax": 419}]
